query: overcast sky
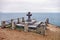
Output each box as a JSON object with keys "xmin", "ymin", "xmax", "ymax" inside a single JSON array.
[{"xmin": 0, "ymin": 0, "xmax": 60, "ymax": 13}]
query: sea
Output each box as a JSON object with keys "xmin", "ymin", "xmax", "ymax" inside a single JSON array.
[{"xmin": 0, "ymin": 13, "xmax": 60, "ymax": 27}]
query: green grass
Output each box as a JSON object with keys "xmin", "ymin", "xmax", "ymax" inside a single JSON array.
[{"xmin": 16, "ymin": 26, "xmax": 24, "ymax": 31}]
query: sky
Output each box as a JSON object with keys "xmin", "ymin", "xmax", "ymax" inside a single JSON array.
[{"xmin": 0, "ymin": 0, "xmax": 60, "ymax": 13}]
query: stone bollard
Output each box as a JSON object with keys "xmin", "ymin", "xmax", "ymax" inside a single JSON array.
[
  {"xmin": 22, "ymin": 17, "xmax": 25, "ymax": 22},
  {"xmin": 11, "ymin": 19, "xmax": 15, "ymax": 30},
  {"xmin": 24, "ymin": 23, "xmax": 28, "ymax": 32},
  {"xmin": 45, "ymin": 18, "xmax": 49, "ymax": 26},
  {"xmin": 40, "ymin": 23, "xmax": 46, "ymax": 36},
  {"xmin": 45, "ymin": 22, "xmax": 47, "ymax": 26},
  {"xmin": 1, "ymin": 21, "xmax": 6, "ymax": 28},
  {"xmin": 46, "ymin": 18, "xmax": 49, "ymax": 24},
  {"xmin": 17, "ymin": 18, "xmax": 20, "ymax": 24}
]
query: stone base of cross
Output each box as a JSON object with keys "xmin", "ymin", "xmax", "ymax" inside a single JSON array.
[{"xmin": 27, "ymin": 19, "xmax": 31, "ymax": 22}]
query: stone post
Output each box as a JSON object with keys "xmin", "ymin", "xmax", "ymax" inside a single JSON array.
[
  {"xmin": 1, "ymin": 21, "xmax": 6, "ymax": 28},
  {"xmin": 24, "ymin": 23, "xmax": 28, "ymax": 32},
  {"xmin": 17, "ymin": 18, "xmax": 20, "ymax": 24},
  {"xmin": 40, "ymin": 24, "xmax": 46, "ymax": 36},
  {"xmin": 45, "ymin": 18, "xmax": 49, "ymax": 26},
  {"xmin": 46, "ymin": 18, "xmax": 49, "ymax": 24},
  {"xmin": 22, "ymin": 17, "xmax": 25, "ymax": 22},
  {"xmin": 11, "ymin": 19, "xmax": 15, "ymax": 30},
  {"xmin": 45, "ymin": 22, "xmax": 47, "ymax": 26}
]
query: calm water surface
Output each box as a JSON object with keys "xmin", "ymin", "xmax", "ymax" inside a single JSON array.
[{"xmin": 0, "ymin": 13, "xmax": 60, "ymax": 26}]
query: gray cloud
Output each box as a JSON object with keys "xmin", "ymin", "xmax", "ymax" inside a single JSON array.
[{"xmin": 0, "ymin": 0, "xmax": 60, "ymax": 12}]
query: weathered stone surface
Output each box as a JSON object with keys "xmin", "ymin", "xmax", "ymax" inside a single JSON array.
[
  {"xmin": 40, "ymin": 23, "xmax": 46, "ymax": 35},
  {"xmin": 22, "ymin": 17, "xmax": 25, "ymax": 22},
  {"xmin": 17, "ymin": 18, "xmax": 20, "ymax": 24},
  {"xmin": 46, "ymin": 18, "xmax": 49, "ymax": 24},
  {"xmin": 11, "ymin": 19, "xmax": 15, "ymax": 30},
  {"xmin": 36, "ymin": 22, "xmax": 46, "ymax": 36},
  {"xmin": 24, "ymin": 23, "xmax": 28, "ymax": 32},
  {"xmin": 1, "ymin": 21, "xmax": 6, "ymax": 28}
]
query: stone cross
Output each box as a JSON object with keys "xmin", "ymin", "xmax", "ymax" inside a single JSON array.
[{"xmin": 27, "ymin": 12, "xmax": 32, "ymax": 22}]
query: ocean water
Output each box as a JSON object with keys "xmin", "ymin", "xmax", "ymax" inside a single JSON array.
[{"xmin": 0, "ymin": 13, "xmax": 60, "ymax": 26}]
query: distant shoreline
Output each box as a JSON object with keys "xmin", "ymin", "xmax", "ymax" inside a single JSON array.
[{"xmin": 49, "ymin": 23, "xmax": 60, "ymax": 28}]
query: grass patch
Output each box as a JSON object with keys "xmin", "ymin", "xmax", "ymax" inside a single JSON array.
[{"xmin": 16, "ymin": 26, "xmax": 24, "ymax": 31}]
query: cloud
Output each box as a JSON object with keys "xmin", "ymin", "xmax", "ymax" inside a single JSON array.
[{"xmin": 0, "ymin": 0, "xmax": 60, "ymax": 12}]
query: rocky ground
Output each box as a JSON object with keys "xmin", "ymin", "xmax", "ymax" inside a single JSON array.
[{"xmin": 0, "ymin": 24, "xmax": 60, "ymax": 40}]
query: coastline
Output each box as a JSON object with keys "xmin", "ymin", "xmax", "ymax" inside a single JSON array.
[{"xmin": 49, "ymin": 23, "xmax": 60, "ymax": 28}]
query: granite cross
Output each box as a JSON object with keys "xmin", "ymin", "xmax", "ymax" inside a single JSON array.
[{"xmin": 27, "ymin": 12, "xmax": 32, "ymax": 22}]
